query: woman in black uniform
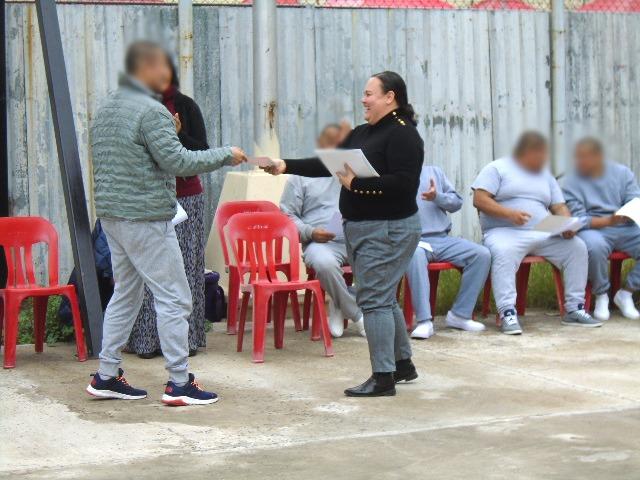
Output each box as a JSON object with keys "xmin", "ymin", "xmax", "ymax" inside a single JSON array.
[{"xmin": 266, "ymin": 71, "xmax": 424, "ymax": 397}]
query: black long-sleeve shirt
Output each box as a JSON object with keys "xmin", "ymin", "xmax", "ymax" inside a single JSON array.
[{"xmin": 284, "ymin": 110, "xmax": 424, "ymax": 221}]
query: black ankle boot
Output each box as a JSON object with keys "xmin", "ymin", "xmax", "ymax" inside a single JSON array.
[
  {"xmin": 344, "ymin": 372, "xmax": 396, "ymax": 397},
  {"xmin": 394, "ymin": 358, "xmax": 418, "ymax": 383}
]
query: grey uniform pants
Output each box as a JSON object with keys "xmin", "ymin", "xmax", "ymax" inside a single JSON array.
[
  {"xmin": 303, "ymin": 241, "xmax": 361, "ymax": 321},
  {"xmin": 483, "ymin": 228, "xmax": 588, "ymax": 315},
  {"xmin": 99, "ymin": 219, "xmax": 192, "ymax": 384},
  {"xmin": 578, "ymin": 224, "xmax": 640, "ymax": 295},
  {"xmin": 344, "ymin": 214, "xmax": 421, "ymax": 373},
  {"xmin": 406, "ymin": 234, "xmax": 491, "ymax": 321}
]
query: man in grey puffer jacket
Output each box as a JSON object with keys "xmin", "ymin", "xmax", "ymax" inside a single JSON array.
[{"xmin": 86, "ymin": 41, "xmax": 246, "ymax": 406}]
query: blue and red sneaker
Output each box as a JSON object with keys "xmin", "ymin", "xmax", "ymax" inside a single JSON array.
[
  {"xmin": 162, "ymin": 373, "xmax": 219, "ymax": 406},
  {"xmin": 86, "ymin": 369, "xmax": 147, "ymax": 400}
]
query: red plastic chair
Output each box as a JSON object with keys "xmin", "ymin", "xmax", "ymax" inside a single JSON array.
[
  {"xmin": 225, "ymin": 212, "xmax": 333, "ymax": 363},
  {"xmin": 214, "ymin": 201, "xmax": 301, "ymax": 335},
  {"xmin": 302, "ymin": 264, "xmax": 353, "ymax": 331},
  {"xmin": 0, "ymin": 217, "xmax": 88, "ymax": 369},
  {"xmin": 481, "ymin": 256, "xmax": 565, "ymax": 323},
  {"xmin": 401, "ymin": 262, "xmax": 463, "ymax": 330},
  {"xmin": 584, "ymin": 251, "xmax": 631, "ymax": 311}
]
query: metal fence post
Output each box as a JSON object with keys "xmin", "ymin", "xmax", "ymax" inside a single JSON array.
[
  {"xmin": 178, "ymin": 0, "xmax": 194, "ymax": 97},
  {"xmin": 35, "ymin": 0, "xmax": 103, "ymax": 356},
  {"xmin": 551, "ymin": 0, "xmax": 567, "ymax": 176},
  {"xmin": 252, "ymin": 0, "xmax": 280, "ymax": 158}
]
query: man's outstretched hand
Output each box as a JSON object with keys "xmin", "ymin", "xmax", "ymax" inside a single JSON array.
[{"xmin": 230, "ymin": 147, "xmax": 248, "ymax": 166}]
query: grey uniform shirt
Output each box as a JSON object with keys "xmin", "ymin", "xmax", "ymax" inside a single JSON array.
[
  {"xmin": 416, "ymin": 165, "xmax": 463, "ymax": 236},
  {"xmin": 562, "ymin": 161, "xmax": 640, "ymax": 229},
  {"xmin": 472, "ymin": 156, "xmax": 565, "ymax": 232},
  {"xmin": 280, "ymin": 176, "xmax": 342, "ymax": 245}
]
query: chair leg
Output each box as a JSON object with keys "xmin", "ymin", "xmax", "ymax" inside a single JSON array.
[
  {"xmin": 3, "ymin": 296, "xmax": 20, "ymax": 369},
  {"xmin": 482, "ymin": 278, "xmax": 492, "ymax": 317},
  {"xmin": 66, "ymin": 291, "xmax": 88, "ymax": 362},
  {"xmin": 585, "ymin": 282, "xmax": 592, "ymax": 312},
  {"xmin": 302, "ymin": 290, "xmax": 312, "ymax": 331},
  {"xmin": 310, "ymin": 289, "xmax": 325, "ymax": 341},
  {"xmin": 311, "ymin": 286, "xmax": 334, "ymax": 357},
  {"xmin": 402, "ymin": 276, "xmax": 414, "ymax": 331},
  {"xmin": 252, "ymin": 290, "xmax": 270, "ymax": 363},
  {"xmin": 237, "ymin": 292, "xmax": 250, "ymax": 352},
  {"xmin": 289, "ymin": 292, "xmax": 302, "ymax": 331},
  {"xmin": 227, "ymin": 269, "xmax": 240, "ymax": 335},
  {"xmin": 33, "ymin": 296, "xmax": 48, "ymax": 354},
  {"xmin": 610, "ymin": 258, "xmax": 623, "ymax": 298},
  {"xmin": 274, "ymin": 293, "xmax": 287, "ymax": 349},
  {"xmin": 552, "ymin": 267, "xmax": 566, "ymax": 316},
  {"xmin": 515, "ymin": 263, "xmax": 532, "ymax": 316},
  {"xmin": 429, "ymin": 270, "xmax": 440, "ymax": 318}
]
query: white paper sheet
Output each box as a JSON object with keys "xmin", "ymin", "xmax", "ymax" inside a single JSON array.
[
  {"xmin": 315, "ymin": 149, "xmax": 379, "ymax": 178},
  {"xmin": 247, "ymin": 156, "xmax": 274, "ymax": 168},
  {"xmin": 615, "ymin": 197, "xmax": 640, "ymax": 227},
  {"xmin": 172, "ymin": 202, "xmax": 188, "ymax": 226},
  {"xmin": 418, "ymin": 240, "xmax": 433, "ymax": 252},
  {"xmin": 533, "ymin": 215, "xmax": 581, "ymax": 235},
  {"xmin": 325, "ymin": 211, "xmax": 344, "ymax": 239}
]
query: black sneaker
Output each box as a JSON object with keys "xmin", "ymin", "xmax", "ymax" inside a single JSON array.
[
  {"xmin": 86, "ymin": 369, "xmax": 147, "ymax": 400},
  {"xmin": 162, "ymin": 373, "xmax": 219, "ymax": 406}
]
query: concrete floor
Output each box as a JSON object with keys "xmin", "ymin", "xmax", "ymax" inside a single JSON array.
[{"xmin": 2, "ymin": 311, "xmax": 640, "ymax": 479}]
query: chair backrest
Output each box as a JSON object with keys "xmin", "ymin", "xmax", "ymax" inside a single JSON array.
[
  {"xmin": 214, "ymin": 200, "xmax": 280, "ymax": 266},
  {"xmin": 0, "ymin": 216, "xmax": 59, "ymax": 288},
  {"xmin": 224, "ymin": 211, "xmax": 301, "ymax": 284}
]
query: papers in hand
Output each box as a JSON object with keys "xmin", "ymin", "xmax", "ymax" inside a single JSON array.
[
  {"xmin": 533, "ymin": 215, "xmax": 581, "ymax": 235},
  {"xmin": 315, "ymin": 149, "xmax": 379, "ymax": 178},
  {"xmin": 248, "ymin": 156, "xmax": 274, "ymax": 168},
  {"xmin": 615, "ymin": 197, "xmax": 640, "ymax": 227},
  {"xmin": 325, "ymin": 211, "xmax": 344, "ymax": 239},
  {"xmin": 172, "ymin": 202, "xmax": 188, "ymax": 226}
]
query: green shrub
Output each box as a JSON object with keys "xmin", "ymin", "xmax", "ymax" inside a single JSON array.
[{"xmin": 17, "ymin": 296, "xmax": 74, "ymax": 345}]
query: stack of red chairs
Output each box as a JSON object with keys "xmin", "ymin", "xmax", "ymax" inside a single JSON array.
[
  {"xmin": 224, "ymin": 211, "xmax": 333, "ymax": 363},
  {"xmin": 0, "ymin": 217, "xmax": 87, "ymax": 369},
  {"xmin": 215, "ymin": 201, "xmax": 301, "ymax": 334}
]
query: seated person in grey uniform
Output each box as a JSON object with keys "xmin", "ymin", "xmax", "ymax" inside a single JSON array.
[
  {"xmin": 406, "ymin": 165, "xmax": 490, "ymax": 339},
  {"xmin": 472, "ymin": 131, "xmax": 601, "ymax": 335},
  {"xmin": 562, "ymin": 137, "xmax": 640, "ymax": 321},
  {"xmin": 280, "ymin": 124, "xmax": 365, "ymax": 338}
]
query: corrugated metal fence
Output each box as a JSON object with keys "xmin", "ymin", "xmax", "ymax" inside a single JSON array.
[{"xmin": 5, "ymin": 3, "xmax": 640, "ymax": 278}]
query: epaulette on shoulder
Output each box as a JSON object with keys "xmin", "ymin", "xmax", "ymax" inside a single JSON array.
[{"xmin": 392, "ymin": 110, "xmax": 406, "ymax": 126}]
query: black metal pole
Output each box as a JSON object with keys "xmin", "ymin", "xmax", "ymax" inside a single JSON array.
[
  {"xmin": 35, "ymin": 0, "xmax": 103, "ymax": 356},
  {"xmin": 1, "ymin": 0, "xmax": 8, "ymax": 288}
]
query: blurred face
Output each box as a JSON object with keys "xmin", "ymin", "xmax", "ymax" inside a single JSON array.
[
  {"xmin": 517, "ymin": 146, "xmax": 548, "ymax": 172},
  {"xmin": 135, "ymin": 49, "xmax": 172, "ymax": 94},
  {"xmin": 317, "ymin": 126, "xmax": 341, "ymax": 149},
  {"xmin": 361, "ymin": 77, "xmax": 397, "ymax": 125},
  {"xmin": 574, "ymin": 144, "xmax": 604, "ymax": 176}
]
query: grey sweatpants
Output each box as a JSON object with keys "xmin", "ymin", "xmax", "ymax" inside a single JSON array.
[
  {"xmin": 406, "ymin": 234, "xmax": 491, "ymax": 321},
  {"xmin": 99, "ymin": 219, "xmax": 191, "ymax": 384},
  {"xmin": 303, "ymin": 241, "xmax": 361, "ymax": 321},
  {"xmin": 483, "ymin": 228, "xmax": 588, "ymax": 315},
  {"xmin": 578, "ymin": 224, "xmax": 640, "ymax": 294},
  {"xmin": 345, "ymin": 214, "xmax": 421, "ymax": 373}
]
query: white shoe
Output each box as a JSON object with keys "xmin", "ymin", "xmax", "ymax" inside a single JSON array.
[
  {"xmin": 593, "ymin": 293, "xmax": 610, "ymax": 321},
  {"xmin": 327, "ymin": 298, "xmax": 344, "ymax": 338},
  {"xmin": 445, "ymin": 311, "xmax": 486, "ymax": 332},
  {"xmin": 613, "ymin": 289, "xmax": 640, "ymax": 320},
  {"xmin": 351, "ymin": 315, "xmax": 366, "ymax": 337},
  {"xmin": 411, "ymin": 320, "xmax": 434, "ymax": 339}
]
